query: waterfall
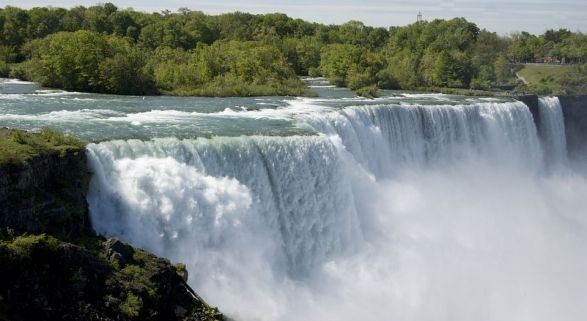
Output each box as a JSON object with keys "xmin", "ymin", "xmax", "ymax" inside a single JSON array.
[
  {"xmin": 298, "ymin": 101, "xmax": 542, "ymax": 176},
  {"xmin": 88, "ymin": 136, "xmax": 362, "ymax": 276},
  {"xmin": 537, "ymin": 97, "xmax": 568, "ymax": 167},
  {"xmin": 88, "ymin": 101, "xmax": 543, "ymax": 274},
  {"xmin": 87, "ymin": 99, "xmax": 586, "ymax": 321}
]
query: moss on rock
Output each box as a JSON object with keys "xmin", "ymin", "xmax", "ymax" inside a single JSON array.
[
  {"xmin": 0, "ymin": 233, "xmax": 225, "ymax": 321},
  {"xmin": 0, "ymin": 129, "xmax": 226, "ymax": 321}
]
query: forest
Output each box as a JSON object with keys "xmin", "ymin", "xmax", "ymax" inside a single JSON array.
[{"xmin": 0, "ymin": 3, "xmax": 586, "ymax": 96}]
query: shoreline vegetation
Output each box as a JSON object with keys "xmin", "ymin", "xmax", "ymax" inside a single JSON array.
[
  {"xmin": 0, "ymin": 127, "xmax": 85, "ymax": 166},
  {"xmin": 0, "ymin": 4, "xmax": 586, "ymax": 97}
]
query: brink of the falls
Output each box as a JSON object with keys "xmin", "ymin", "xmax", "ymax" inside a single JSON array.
[{"xmin": 86, "ymin": 96, "xmax": 587, "ymax": 321}]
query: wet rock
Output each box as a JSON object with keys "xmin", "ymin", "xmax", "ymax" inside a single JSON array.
[{"xmin": 104, "ymin": 238, "xmax": 135, "ymax": 267}]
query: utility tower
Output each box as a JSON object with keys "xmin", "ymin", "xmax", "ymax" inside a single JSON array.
[{"xmin": 417, "ymin": 12, "xmax": 423, "ymax": 22}]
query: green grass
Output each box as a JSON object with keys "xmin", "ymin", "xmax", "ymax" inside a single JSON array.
[
  {"xmin": 517, "ymin": 64, "xmax": 575, "ymax": 94},
  {"xmin": 0, "ymin": 128, "xmax": 86, "ymax": 166}
]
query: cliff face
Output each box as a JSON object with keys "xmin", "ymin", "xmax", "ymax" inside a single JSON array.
[
  {"xmin": 0, "ymin": 235, "xmax": 223, "ymax": 321},
  {"xmin": 0, "ymin": 131, "xmax": 225, "ymax": 321},
  {"xmin": 0, "ymin": 149, "xmax": 91, "ymax": 236},
  {"xmin": 517, "ymin": 94, "xmax": 587, "ymax": 161},
  {"xmin": 558, "ymin": 95, "xmax": 587, "ymax": 161}
]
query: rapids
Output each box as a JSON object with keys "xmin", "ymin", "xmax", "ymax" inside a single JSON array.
[{"xmin": 1, "ymin": 78, "xmax": 585, "ymax": 320}]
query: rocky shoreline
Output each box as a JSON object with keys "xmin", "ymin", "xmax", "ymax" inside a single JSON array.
[{"xmin": 0, "ymin": 130, "xmax": 225, "ymax": 321}]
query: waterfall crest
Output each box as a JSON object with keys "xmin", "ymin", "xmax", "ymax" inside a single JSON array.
[{"xmin": 87, "ymin": 99, "xmax": 586, "ymax": 321}]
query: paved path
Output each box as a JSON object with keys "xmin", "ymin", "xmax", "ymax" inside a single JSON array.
[{"xmin": 516, "ymin": 72, "xmax": 529, "ymax": 85}]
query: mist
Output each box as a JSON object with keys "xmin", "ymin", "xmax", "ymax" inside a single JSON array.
[{"xmin": 87, "ymin": 98, "xmax": 587, "ymax": 321}]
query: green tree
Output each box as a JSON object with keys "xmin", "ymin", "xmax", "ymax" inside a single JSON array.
[{"xmin": 1, "ymin": 7, "xmax": 29, "ymax": 47}]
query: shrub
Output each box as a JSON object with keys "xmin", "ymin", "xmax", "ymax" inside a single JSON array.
[
  {"xmin": 120, "ymin": 293, "xmax": 143, "ymax": 318},
  {"xmin": 355, "ymin": 85, "xmax": 380, "ymax": 98},
  {"xmin": 308, "ymin": 66, "xmax": 321, "ymax": 77},
  {"xmin": 0, "ymin": 61, "xmax": 10, "ymax": 78},
  {"xmin": 40, "ymin": 127, "xmax": 85, "ymax": 148},
  {"xmin": 8, "ymin": 63, "xmax": 29, "ymax": 80}
]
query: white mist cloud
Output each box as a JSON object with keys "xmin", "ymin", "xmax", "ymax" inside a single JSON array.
[
  {"xmin": 84, "ymin": 98, "xmax": 587, "ymax": 321},
  {"xmin": 181, "ymin": 158, "xmax": 587, "ymax": 321}
]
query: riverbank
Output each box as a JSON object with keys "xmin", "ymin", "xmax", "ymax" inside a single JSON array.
[{"xmin": 0, "ymin": 129, "xmax": 225, "ymax": 321}]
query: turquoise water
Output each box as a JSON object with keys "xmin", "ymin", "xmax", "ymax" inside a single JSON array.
[
  {"xmin": 0, "ymin": 77, "xmax": 513, "ymax": 141},
  {"xmin": 3, "ymin": 77, "xmax": 584, "ymax": 321}
]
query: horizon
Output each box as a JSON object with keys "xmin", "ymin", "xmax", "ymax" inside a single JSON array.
[{"xmin": 1, "ymin": 0, "xmax": 586, "ymax": 36}]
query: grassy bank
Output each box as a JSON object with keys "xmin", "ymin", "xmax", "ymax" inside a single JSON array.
[
  {"xmin": 0, "ymin": 128, "xmax": 85, "ymax": 166},
  {"xmin": 517, "ymin": 64, "xmax": 576, "ymax": 94}
]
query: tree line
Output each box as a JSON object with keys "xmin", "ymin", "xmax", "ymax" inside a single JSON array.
[{"xmin": 0, "ymin": 4, "xmax": 586, "ymax": 96}]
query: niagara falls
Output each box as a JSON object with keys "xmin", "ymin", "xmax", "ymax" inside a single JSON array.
[
  {"xmin": 1, "ymin": 76, "xmax": 586, "ymax": 320},
  {"xmin": 1, "ymin": 3, "xmax": 587, "ymax": 320}
]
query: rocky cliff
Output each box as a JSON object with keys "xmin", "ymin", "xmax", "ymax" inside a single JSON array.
[
  {"xmin": 517, "ymin": 94, "xmax": 587, "ymax": 161},
  {"xmin": 558, "ymin": 95, "xmax": 587, "ymax": 161},
  {"xmin": 0, "ymin": 149, "xmax": 91, "ymax": 236},
  {"xmin": 0, "ymin": 129, "xmax": 225, "ymax": 321}
]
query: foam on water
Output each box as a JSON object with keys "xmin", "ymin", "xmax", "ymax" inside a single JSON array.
[
  {"xmin": 83, "ymin": 97, "xmax": 587, "ymax": 321},
  {"xmin": 88, "ymin": 135, "xmax": 361, "ymax": 276},
  {"xmin": 0, "ymin": 109, "xmax": 125, "ymax": 121}
]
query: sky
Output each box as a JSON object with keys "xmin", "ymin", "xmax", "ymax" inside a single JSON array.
[{"xmin": 3, "ymin": 0, "xmax": 587, "ymax": 35}]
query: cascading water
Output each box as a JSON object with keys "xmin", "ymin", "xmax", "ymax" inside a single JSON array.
[
  {"xmin": 88, "ymin": 136, "xmax": 361, "ymax": 276},
  {"xmin": 2, "ymin": 78, "xmax": 585, "ymax": 319},
  {"xmin": 537, "ymin": 97, "xmax": 568, "ymax": 167},
  {"xmin": 297, "ymin": 101, "xmax": 542, "ymax": 176},
  {"xmin": 84, "ymin": 97, "xmax": 587, "ymax": 321},
  {"xmin": 88, "ymin": 101, "xmax": 541, "ymax": 277}
]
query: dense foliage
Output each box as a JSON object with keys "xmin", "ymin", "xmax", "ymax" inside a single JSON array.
[{"xmin": 1, "ymin": 4, "xmax": 586, "ymax": 96}]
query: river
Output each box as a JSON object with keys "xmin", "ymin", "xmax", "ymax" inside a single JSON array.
[{"xmin": 1, "ymin": 77, "xmax": 585, "ymax": 321}]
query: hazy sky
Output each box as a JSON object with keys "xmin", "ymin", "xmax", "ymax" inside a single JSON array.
[{"xmin": 3, "ymin": 0, "xmax": 586, "ymax": 35}]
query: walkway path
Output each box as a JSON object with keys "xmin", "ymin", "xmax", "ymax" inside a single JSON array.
[{"xmin": 516, "ymin": 72, "xmax": 529, "ymax": 85}]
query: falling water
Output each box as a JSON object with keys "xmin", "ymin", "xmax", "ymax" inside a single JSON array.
[
  {"xmin": 84, "ymin": 97, "xmax": 587, "ymax": 321},
  {"xmin": 537, "ymin": 97, "xmax": 568, "ymax": 167}
]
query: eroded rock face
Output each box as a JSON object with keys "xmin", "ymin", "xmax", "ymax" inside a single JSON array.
[
  {"xmin": 559, "ymin": 95, "xmax": 587, "ymax": 161},
  {"xmin": 0, "ymin": 137, "xmax": 225, "ymax": 321},
  {"xmin": 0, "ymin": 235, "xmax": 224, "ymax": 321},
  {"xmin": 0, "ymin": 150, "xmax": 91, "ymax": 236},
  {"xmin": 105, "ymin": 238, "xmax": 136, "ymax": 267}
]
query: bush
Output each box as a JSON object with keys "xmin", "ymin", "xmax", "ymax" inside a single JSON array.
[
  {"xmin": 8, "ymin": 63, "xmax": 29, "ymax": 80},
  {"xmin": 0, "ymin": 61, "xmax": 10, "ymax": 78},
  {"xmin": 120, "ymin": 293, "xmax": 143, "ymax": 318},
  {"xmin": 40, "ymin": 127, "xmax": 85, "ymax": 148},
  {"xmin": 355, "ymin": 85, "xmax": 380, "ymax": 98},
  {"xmin": 308, "ymin": 66, "xmax": 321, "ymax": 77},
  {"xmin": 470, "ymin": 78, "xmax": 493, "ymax": 90}
]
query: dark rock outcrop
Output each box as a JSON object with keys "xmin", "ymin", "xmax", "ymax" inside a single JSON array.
[
  {"xmin": 105, "ymin": 238, "xmax": 136, "ymax": 267},
  {"xmin": 558, "ymin": 95, "xmax": 587, "ymax": 161},
  {"xmin": 516, "ymin": 94, "xmax": 540, "ymax": 128},
  {"xmin": 0, "ymin": 235, "xmax": 223, "ymax": 321},
  {"xmin": 0, "ymin": 149, "xmax": 91, "ymax": 236},
  {"xmin": 0, "ymin": 131, "xmax": 225, "ymax": 321},
  {"xmin": 517, "ymin": 94, "xmax": 587, "ymax": 161}
]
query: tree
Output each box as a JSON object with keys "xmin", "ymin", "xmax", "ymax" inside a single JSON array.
[
  {"xmin": 319, "ymin": 44, "xmax": 361, "ymax": 86},
  {"xmin": 26, "ymin": 7, "xmax": 65, "ymax": 39},
  {"xmin": 2, "ymin": 7, "xmax": 29, "ymax": 47}
]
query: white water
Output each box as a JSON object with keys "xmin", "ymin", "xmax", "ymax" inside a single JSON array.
[
  {"xmin": 537, "ymin": 97, "xmax": 568, "ymax": 167},
  {"xmin": 87, "ymin": 100, "xmax": 587, "ymax": 321}
]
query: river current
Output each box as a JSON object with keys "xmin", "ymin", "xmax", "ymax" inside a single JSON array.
[{"xmin": 1, "ymin": 77, "xmax": 585, "ymax": 321}]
